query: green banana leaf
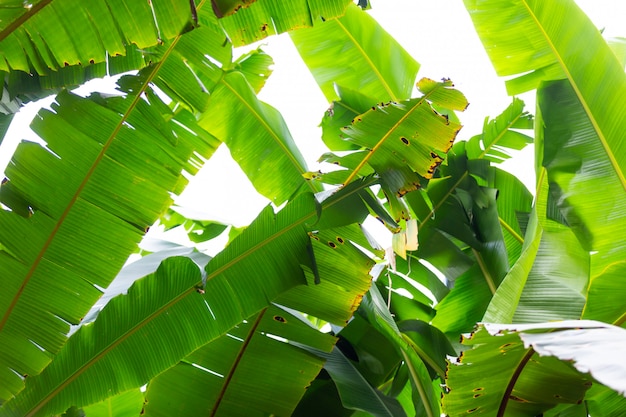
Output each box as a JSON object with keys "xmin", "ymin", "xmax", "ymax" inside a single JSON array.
[
  {"xmin": 0, "ymin": 81, "xmax": 218, "ymax": 402},
  {"xmin": 290, "ymin": 3, "xmax": 419, "ymax": 102},
  {"xmin": 81, "ymin": 389, "xmax": 144, "ymax": 417},
  {"xmin": 465, "ymin": 0, "xmax": 626, "ymax": 284},
  {"xmin": 1, "ymin": 180, "xmax": 382, "ymax": 415},
  {"xmin": 143, "ymin": 305, "xmax": 336, "ymax": 416},
  {"xmin": 320, "ymin": 346, "xmax": 407, "ymax": 417},
  {"xmin": 0, "ymin": 192, "xmax": 315, "ymax": 416},
  {"xmin": 219, "ymin": 0, "xmax": 352, "ymax": 46},
  {"xmin": 484, "ymin": 172, "xmax": 589, "ymax": 324},
  {"xmin": 338, "ymin": 78, "xmax": 466, "ymax": 196},
  {"xmin": 463, "ymin": 0, "xmax": 624, "ymax": 95},
  {"xmin": 359, "ymin": 285, "xmax": 440, "ymax": 417},
  {"xmin": 0, "ymin": 0, "xmax": 194, "ymax": 74},
  {"xmin": 443, "ymin": 322, "xmax": 594, "ymax": 417},
  {"xmin": 535, "ymin": 80, "xmax": 626, "ymax": 325},
  {"xmin": 465, "ymin": 97, "xmax": 533, "ymax": 164},
  {"xmin": 199, "ymin": 71, "xmax": 319, "ymax": 205}
]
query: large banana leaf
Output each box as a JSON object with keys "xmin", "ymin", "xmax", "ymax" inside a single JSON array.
[
  {"xmin": 464, "ymin": 0, "xmax": 626, "ymax": 272},
  {"xmin": 0, "ymin": 74, "xmax": 218, "ymax": 402},
  {"xmin": 142, "ymin": 226, "xmax": 375, "ymax": 416},
  {"xmin": 220, "ymin": 0, "xmax": 352, "ymax": 46},
  {"xmin": 0, "ymin": 0, "xmax": 194, "ymax": 74},
  {"xmin": 443, "ymin": 321, "xmax": 625, "ymax": 416},
  {"xmin": 290, "ymin": 3, "xmax": 419, "ymax": 102},
  {"xmin": 199, "ymin": 71, "xmax": 319, "ymax": 204},
  {"xmin": 0, "ymin": 179, "xmax": 383, "ymax": 415},
  {"xmin": 0, "ymin": 192, "xmax": 314, "ymax": 416},
  {"xmin": 535, "ymin": 79, "xmax": 626, "ymax": 325},
  {"xmin": 143, "ymin": 305, "xmax": 336, "ymax": 417}
]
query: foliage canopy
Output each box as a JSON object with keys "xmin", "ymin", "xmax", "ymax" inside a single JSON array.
[{"xmin": 0, "ymin": 0, "xmax": 625, "ymax": 416}]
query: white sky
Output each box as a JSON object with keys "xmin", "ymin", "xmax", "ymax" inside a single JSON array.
[{"xmin": 2, "ymin": 0, "xmax": 625, "ymax": 252}]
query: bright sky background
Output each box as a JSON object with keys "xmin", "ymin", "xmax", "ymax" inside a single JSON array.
[{"xmin": 2, "ymin": 0, "xmax": 625, "ymax": 253}]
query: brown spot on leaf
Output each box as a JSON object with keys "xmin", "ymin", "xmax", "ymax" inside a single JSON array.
[
  {"xmin": 400, "ymin": 137, "xmax": 409, "ymax": 145},
  {"xmin": 328, "ymin": 241, "xmax": 337, "ymax": 248},
  {"xmin": 273, "ymin": 315, "xmax": 286, "ymax": 323}
]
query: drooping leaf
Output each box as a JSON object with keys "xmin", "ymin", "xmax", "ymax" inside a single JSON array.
[
  {"xmin": 359, "ymin": 285, "xmax": 440, "ymax": 417},
  {"xmin": 533, "ymin": 79, "xmax": 626, "ymax": 324},
  {"xmin": 320, "ymin": 346, "xmax": 407, "ymax": 417},
  {"xmin": 290, "ymin": 3, "xmax": 419, "ymax": 102},
  {"xmin": 199, "ymin": 71, "xmax": 319, "ymax": 204}
]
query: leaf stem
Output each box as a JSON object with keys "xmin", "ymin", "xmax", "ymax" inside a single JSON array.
[
  {"xmin": 497, "ymin": 347, "xmax": 535, "ymax": 417},
  {"xmin": 472, "ymin": 248, "xmax": 497, "ymax": 295},
  {"xmin": 209, "ymin": 309, "xmax": 267, "ymax": 416}
]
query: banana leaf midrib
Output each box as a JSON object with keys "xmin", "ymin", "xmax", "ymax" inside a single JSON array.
[
  {"xmin": 208, "ymin": 308, "xmax": 266, "ymax": 416},
  {"xmin": 220, "ymin": 76, "xmax": 319, "ymax": 195},
  {"xmin": 496, "ymin": 347, "xmax": 536, "ymax": 417},
  {"xmin": 335, "ymin": 17, "xmax": 397, "ymax": 101},
  {"xmin": 14, "ymin": 180, "xmax": 372, "ymax": 415},
  {"xmin": 342, "ymin": 90, "xmax": 435, "ymax": 186},
  {"xmin": 0, "ymin": 0, "xmax": 52, "ymax": 42},
  {"xmin": 0, "ymin": 34, "xmax": 184, "ymax": 335},
  {"xmin": 520, "ymin": 0, "xmax": 626, "ymax": 192}
]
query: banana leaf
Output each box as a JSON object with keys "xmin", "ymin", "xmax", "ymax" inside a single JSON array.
[
  {"xmin": 199, "ymin": 71, "xmax": 319, "ymax": 205},
  {"xmin": 443, "ymin": 322, "xmax": 595, "ymax": 417},
  {"xmin": 290, "ymin": 3, "xmax": 419, "ymax": 102},
  {"xmin": 0, "ymin": 177, "xmax": 383, "ymax": 415},
  {"xmin": 465, "ymin": 0, "xmax": 626, "ymax": 283},
  {"xmin": 0, "ymin": 80, "xmax": 218, "ymax": 402},
  {"xmin": 0, "ymin": 0, "xmax": 194, "ymax": 74},
  {"xmin": 142, "ymin": 225, "xmax": 375, "ymax": 416},
  {"xmin": 219, "ymin": 0, "xmax": 352, "ymax": 46},
  {"xmin": 143, "ymin": 305, "xmax": 336, "ymax": 416},
  {"xmin": 81, "ymin": 389, "xmax": 144, "ymax": 417}
]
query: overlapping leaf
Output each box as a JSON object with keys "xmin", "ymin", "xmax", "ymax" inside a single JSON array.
[
  {"xmin": 220, "ymin": 0, "xmax": 352, "ymax": 46},
  {"xmin": 465, "ymin": 0, "xmax": 626, "ymax": 282},
  {"xmin": 1, "ymin": 177, "xmax": 383, "ymax": 415},
  {"xmin": 0, "ymin": 193, "xmax": 316, "ymax": 416},
  {"xmin": 143, "ymin": 306, "xmax": 336, "ymax": 417},
  {"xmin": 290, "ymin": 3, "xmax": 419, "ymax": 102},
  {"xmin": 142, "ymin": 224, "xmax": 375, "ymax": 416},
  {"xmin": 199, "ymin": 71, "xmax": 318, "ymax": 204},
  {"xmin": 0, "ymin": 0, "xmax": 193, "ymax": 74},
  {"xmin": 0, "ymin": 80, "xmax": 218, "ymax": 403},
  {"xmin": 443, "ymin": 322, "xmax": 594, "ymax": 417}
]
